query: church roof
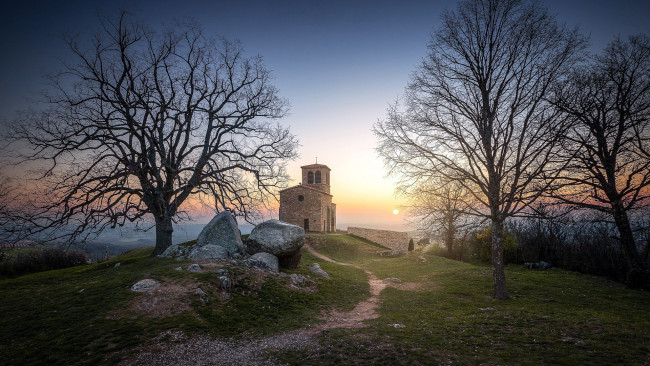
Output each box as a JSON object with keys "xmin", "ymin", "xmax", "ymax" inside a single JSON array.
[
  {"xmin": 301, "ymin": 164, "xmax": 330, "ymax": 170},
  {"xmin": 279, "ymin": 183, "xmax": 332, "ymax": 196}
]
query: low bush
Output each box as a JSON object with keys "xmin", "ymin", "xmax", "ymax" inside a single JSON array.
[
  {"xmin": 432, "ymin": 216, "xmax": 646, "ymax": 284},
  {"xmin": 0, "ymin": 247, "xmax": 88, "ymax": 277},
  {"xmin": 509, "ymin": 219, "xmax": 632, "ymax": 282}
]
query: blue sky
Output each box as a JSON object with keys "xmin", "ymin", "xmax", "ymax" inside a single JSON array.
[{"xmin": 1, "ymin": 0, "xmax": 649, "ymax": 229}]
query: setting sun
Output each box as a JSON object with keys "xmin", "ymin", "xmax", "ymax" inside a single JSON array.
[{"xmin": 392, "ymin": 209, "xmax": 399, "ymax": 215}]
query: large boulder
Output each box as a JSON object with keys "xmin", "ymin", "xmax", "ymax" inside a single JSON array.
[
  {"xmin": 245, "ymin": 220, "xmax": 305, "ymax": 269},
  {"xmin": 196, "ymin": 211, "xmax": 246, "ymax": 255}
]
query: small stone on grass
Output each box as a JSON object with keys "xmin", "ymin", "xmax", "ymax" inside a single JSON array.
[
  {"xmin": 131, "ymin": 279, "xmax": 160, "ymax": 292},
  {"xmin": 308, "ymin": 263, "xmax": 330, "ymax": 279}
]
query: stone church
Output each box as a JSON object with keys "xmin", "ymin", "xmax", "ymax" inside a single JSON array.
[{"xmin": 279, "ymin": 163, "xmax": 336, "ymax": 232}]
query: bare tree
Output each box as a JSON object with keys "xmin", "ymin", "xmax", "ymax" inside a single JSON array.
[
  {"xmin": 550, "ymin": 35, "xmax": 650, "ymax": 288},
  {"xmin": 375, "ymin": 0, "xmax": 585, "ymax": 299},
  {"xmin": 0, "ymin": 176, "xmax": 36, "ymax": 261},
  {"xmin": 9, "ymin": 13, "xmax": 298, "ymax": 255},
  {"xmin": 405, "ymin": 180, "xmax": 471, "ymax": 257}
]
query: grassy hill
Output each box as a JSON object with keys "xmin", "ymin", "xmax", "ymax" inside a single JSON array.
[{"xmin": 1, "ymin": 234, "xmax": 648, "ymax": 365}]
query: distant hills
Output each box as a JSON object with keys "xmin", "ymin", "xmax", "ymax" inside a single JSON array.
[{"xmin": 72, "ymin": 223, "xmax": 255, "ymax": 260}]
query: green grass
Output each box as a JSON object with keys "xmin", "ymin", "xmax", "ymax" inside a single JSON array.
[
  {"xmin": 2, "ymin": 234, "xmax": 649, "ymax": 365},
  {"xmin": 308, "ymin": 232, "xmax": 387, "ymax": 263},
  {"xmin": 0, "ymin": 244, "xmax": 368, "ymax": 366},
  {"xmin": 277, "ymin": 235, "xmax": 650, "ymax": 365}
]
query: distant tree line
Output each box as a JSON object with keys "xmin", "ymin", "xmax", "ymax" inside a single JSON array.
[{"xmin": 375, "ymin": 0, "xmax": 650, "ymax": 297}]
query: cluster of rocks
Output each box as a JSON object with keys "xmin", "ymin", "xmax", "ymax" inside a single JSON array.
[
  {"xmin": 159, "ymin": 212, "xmax": 305, "ymax": 273},
  {"xmin": 523, "ymin": 261, "xmax": 553, "ymax": 270},
  {"xmin": 376, "ymin": 249, "xmax": 406, "ymax": 257}
]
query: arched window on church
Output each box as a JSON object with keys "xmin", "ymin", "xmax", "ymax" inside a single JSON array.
[
  {"xmin": 315, "ymin": 170, "xmax": 321, "ymax": 184},
  {"xmin": 308, "ymin": 171, "xmax": 314, "ymax": 184}
]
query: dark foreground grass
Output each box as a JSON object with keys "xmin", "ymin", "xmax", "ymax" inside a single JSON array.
[
  {"xmin": 2, "ymin": 234, "xmax": 648, "ymax": 365},
  {"xmin": 0, "ymin": 245, "xmax": 368, "ymax": 366},
  {"xmin": 277, "ymin": 235, "xmax": 650, "ymax": 365}
]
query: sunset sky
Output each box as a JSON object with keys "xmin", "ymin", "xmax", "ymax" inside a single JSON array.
[{"xmin": 1, "ymin": 0, "xmax": 649, "ymax": 230}]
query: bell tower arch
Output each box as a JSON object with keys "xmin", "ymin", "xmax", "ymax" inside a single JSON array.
[{"xmin": 300, "ymin": 163, "xmax": 331, "ymax": 195}]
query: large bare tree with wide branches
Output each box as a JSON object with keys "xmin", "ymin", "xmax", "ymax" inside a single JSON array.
[
  {"xmin": 550, "ymin": 35, "xmax": 650, "ymax": 288},
  {"xmin": 375, "ymin": 0, "xmax": 585, "ymax": 299},
  {"xmin": 10, "ymin": 13, "xmax": 298, "ymax": 255}
]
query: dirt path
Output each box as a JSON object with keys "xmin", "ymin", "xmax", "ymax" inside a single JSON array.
[
  {"xmin": 304, "ymin": 243, "xmax": 387, "ymax": 329},
  {"xmin": 121, "ymin": 245, "xmax": 388, "ymax": 365}
]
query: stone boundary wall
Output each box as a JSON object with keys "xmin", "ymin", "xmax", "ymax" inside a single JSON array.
[{"xmin": 347, "ymin": 227, "xmax": 409, "ymax": 252}]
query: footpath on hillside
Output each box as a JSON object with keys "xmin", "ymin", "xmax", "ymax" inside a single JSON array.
[{"xmin": 120, "ymin": 241, "xmax": 389, "ymax": 366}]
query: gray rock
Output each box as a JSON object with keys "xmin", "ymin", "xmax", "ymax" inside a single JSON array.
[
  {"xmin": 418, "ymin": 256, "xmax": 427, "ymax": 263},
  {"xmin": 187, "ymin": 264, "xmax": 202, "ymax": 272},
  {"xmin": 290, "ymin": 273, "xmax": 308, "ymax": 286},
  {"xmin": 196, "ymin": 211, "xmax": 246, "ymax": 255},
  {"xmin": 219, "ymin": 276, "xmax": 232, "ymax": 291},
  {"xmin": 174, "ymin": 266, "xmax": 182, "ymax": 271},
  {"xmin": 159, "ymin": 244, "xmax": 190, "ymax": 258},
  {"xmin": 189, "ymin": 244, "xmax": 230, "ymax": 261},
  {"xmin": 131, "ymin": 279, "xmax": 160, "ymax": 292},
  {"xmin": 524, "ymin": 261, "xmax": 553, "ymax": 270},
  {"xmin": 114, "ymin": 262, "xmax": 121, "ymax": 268},
  {"xmin": 195, "ymin": 288, "xmax": 207, "ymax": 302},
  {"xmin": 308, "ymin": 263, "xmax": 330, "ymax": 279},
  {"xmin": 246, "ymin": 220, "xmax": 305, "ymax": 268},
  {"xmin": 245, "ymin": 252, "xmax": 279, "ymax": 273},
  {"xmin": 376, "ymin": 250, "xmax": 405, "ymax": 257},
  {"xmin": 216, "ymin": 269, "xmax": 230, "ymax": 276}
]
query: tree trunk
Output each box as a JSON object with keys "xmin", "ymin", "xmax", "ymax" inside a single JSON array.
[
  {"xmin": 491, "ymin": 218, "xmax": 509, "ymax": 300},
  {"xmin": 152, "ymin": 216, "xmax": 174, "ymax": 256},
  {"xmin": 612, "ymin": 203, "xmax": 649, "ymax": 289}
]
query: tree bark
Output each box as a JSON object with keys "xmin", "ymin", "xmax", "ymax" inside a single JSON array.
[
  {"xmin": 612, "ymin": 202, "xmax": 649, "ymax": 289},
  {"xmin": 153, "ymin": 217, "xmax": 174, "ymax": 256},
  {"xmin": 446, "ymin": 224, "xmax": 454, "ymax": 256},
  {"xmin": 492, "ymin": 219, "xmax": 509, "ymax": 300}
]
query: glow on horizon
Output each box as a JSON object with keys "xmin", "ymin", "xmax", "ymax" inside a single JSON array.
[{"xmin": 3, "ymin": 0, "xmax": 648, "ymax": 235}]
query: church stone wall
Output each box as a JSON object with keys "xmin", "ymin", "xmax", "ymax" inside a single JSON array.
[
  {"xmin": 279, "ymin": 163, "xmax": 336, "ymax": 232},
  {"xmin": 279, "ymin": 186, "xmax": 323, "ymax": 230},
  {"xmin": 347, "ymin": 227, "xmax": 409, "ymax": 252}
]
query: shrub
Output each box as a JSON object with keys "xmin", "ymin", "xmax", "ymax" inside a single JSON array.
[
  {"xmin": 0, "ymin": 247, "xmax": 88, "ymax": 277},
  {"xmin": 417, "ymin": 237, "xmax": 430, "ymax": 246},
  {"xmin": 408, "ymin": 239, "xmax": 414, "ymax": 251},
  {"xmin": 466, "ymin": 226, "xmax": 518, "ymax": 263},
  {"xmin": 429, "ymin": 213, "xmax": 648, "ymax": 286},
  {"xmin": 508, "ymin": 218, "xmax": 633, "ymax": 282}
]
